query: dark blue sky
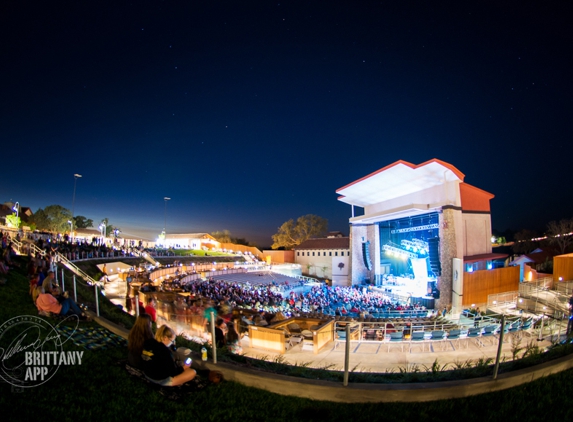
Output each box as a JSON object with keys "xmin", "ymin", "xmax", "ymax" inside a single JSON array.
[{"xmin": 1, "ymin": 1, "xmax": 572, "ymax": 247}]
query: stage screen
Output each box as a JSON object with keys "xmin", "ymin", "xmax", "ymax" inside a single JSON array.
[{"xmin": 377, "ymin": 212, "xmax": 440, "ymax": 296}]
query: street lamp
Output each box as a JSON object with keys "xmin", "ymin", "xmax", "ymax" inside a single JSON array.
[
  {"xmin": 71, "ymin": 174, "xmax": 82, "ymax": 242},
  {"xmin": 163, "ymin": 197, "xmax": 171, "ymax": 246},
  {"xmin": 12, "ymin": 201, "xmax": 20, "ymax": 218},
  {"xmin": 99, "ymin": 222, "xmax": 106, "ymax": 244}
]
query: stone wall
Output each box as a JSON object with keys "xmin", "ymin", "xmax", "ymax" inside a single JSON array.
[{"xmin": 437, "ymin": 209, "xmax": 458, "ymax": 309}]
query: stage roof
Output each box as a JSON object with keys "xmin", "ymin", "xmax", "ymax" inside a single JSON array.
[{"xmin": 336, "ymin": 159, "xmax": 465, "ymax": 207}]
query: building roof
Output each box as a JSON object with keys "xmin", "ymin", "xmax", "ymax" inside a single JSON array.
[
  {"xmin": 294, "ymin": 237, "xmax": 350, "ymax": 250},
  {"xmin": 518, "ymin": 249, "xmax": 557, "ymax": 265},
  {"xmin": 463, "ymin": 253, "xmax": 508, "ymax": 264},
  {"xmin": 165, "ymin": 233, "xmax": 216, "ymax": 240},
  {"xmin": 336, "ymin": 159, "xmax": 465, "ymax": 207},
  {"xmin": 76, "ymin": 228, "xmax": 101, "ymax": 236}
]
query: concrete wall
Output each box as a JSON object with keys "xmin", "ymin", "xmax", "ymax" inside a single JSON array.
[
  {"xmin": 294, "ymin": 249, "xmax": 350, "ymax": 280},
  {"xmin": 462, "ymin": 212, "xmax": 492, "ymax": 256},
  {"xmin": 262, "ymin": 250, "xmax": 294, "ymax": 263}
]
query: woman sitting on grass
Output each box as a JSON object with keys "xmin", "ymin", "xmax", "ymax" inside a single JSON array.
[
  {"xmin": 141, "ymin": 325, "xmax": 197, "ymax": 387},
  {"xmin": 36, "ymin": 286, "xmax": 88, "ymax": 320},
  {"xmin": 127, "ymin": 314, "xmax": 154, "ymax": 369}
]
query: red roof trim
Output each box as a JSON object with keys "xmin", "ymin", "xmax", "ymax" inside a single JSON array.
[{"xmin": 459, "ymin": 182, "xmax": 494, "ymax": 199}]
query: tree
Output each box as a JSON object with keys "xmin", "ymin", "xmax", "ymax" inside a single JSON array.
[
  {"xmin": 271, "ymin": 214, "xmax": 328, "ymax": 250},
  {"xmin": 546, "ymin": 218, "xmax": 573, "ymax": 254},
  {"xmin": 29, "ymin": 205, "xmax": 72, "ymax": 233},
  {"xmin": 74, "ymin": 215, "xmax": 93, "ymax": 229},
  {"xmin": 211, "ymin": 230, "xmax": 232, "ymax": 243},
  {"xmin": 512, "ymin": 229, "xmax": 540, "ymax": 255},
  {"xmin": 231, "ymin": 237, "xmax": 253, "ymax": 247},
  {"xmin": 5, "ymin": 214, "xmax": 21, "ymax": 228}
]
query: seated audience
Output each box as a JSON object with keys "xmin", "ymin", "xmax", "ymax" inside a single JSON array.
[
  {"xmin": 215, "ymin": 318, "xmax": 227, "ymax": 348},
  {"xmin": 226, "ymin": 323, "xmax": 242, "ymax": 354},
  {"xmin": 144, "ymin": 297, "xmax": 157, "ymax": 322},
  {"xmin": 36, "ymin": 286, "xmax": 86, "ymax": 319},
  {"xmin": 141, "ymin": 325, "xmax": 197, "ymax": 387},
  {"xmin": 127, "ymin": 314, "xmax": 154, "ymax": 369}
]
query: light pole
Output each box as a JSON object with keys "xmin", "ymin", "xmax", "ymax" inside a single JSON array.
[
  {"xmin": 163, "ymin": 197, "xmax": 171, "ymax": 246},
  {"xmin": 12, "ymin": 201, "xmax": 20, "ymax": 218},
  {"xmin": 99, "ymin": 222, "xmax": 106, "ymax": 245},
  {"xmin": 71, "ymin": 174, "xmax": 82, "ymax": 242}
]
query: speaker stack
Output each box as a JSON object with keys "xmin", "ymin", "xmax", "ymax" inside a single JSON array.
[{"xmin": 428, "ymin": 236, "xmax": 441, "ymax": 277}]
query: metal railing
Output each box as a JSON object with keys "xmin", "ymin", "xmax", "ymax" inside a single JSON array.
[
  {"xmin": 131, "ymin": 248, "xmax": 162, "ymax": 267},
  {"xmin": 55, "ymin": 251, "xmax": 100, "ymax": 286}
]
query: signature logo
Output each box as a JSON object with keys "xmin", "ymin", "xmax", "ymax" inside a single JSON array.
[{"xmin": 0, "ymin": 315, "xmax": 80, "ymax": 388}]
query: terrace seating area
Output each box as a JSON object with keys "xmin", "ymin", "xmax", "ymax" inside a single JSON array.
[
  {"xmin": 213, "ymin": 271, "xmax": 307, "ymax": 289},
  {"xmin": 328, "ymin": 315, "xmax": 538, "ymax": 353}
]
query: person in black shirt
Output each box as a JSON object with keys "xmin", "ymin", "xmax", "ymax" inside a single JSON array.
[
  {"xmin": 215, "ymin": 318, "xmax": 227, "ymax": 348},
  {"xmin": 141, "ymin": 325, "xmax": 196, "ymax": 386}
]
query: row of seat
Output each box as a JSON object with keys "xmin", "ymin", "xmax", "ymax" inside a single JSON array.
[{"xmin": 334, "ymin": 317, "xmax": 536, "ymax": 353}]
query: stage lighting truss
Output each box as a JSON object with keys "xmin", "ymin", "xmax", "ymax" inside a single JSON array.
[
  {"xmin": 383, "ymin": 243, "xmax": 419, "ymax": 260},
  {"xmin": 400, "ymin": 239, "xmax": 429, "ymax": 255}
]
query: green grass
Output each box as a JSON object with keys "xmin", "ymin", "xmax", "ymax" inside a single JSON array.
[
  {"xmin": 156, "ymin": 248, "xmax": 234, "ymax": 257},
  {"xmin": 2, "ymin": 256, "xmax": 573, "ymax": 421}
]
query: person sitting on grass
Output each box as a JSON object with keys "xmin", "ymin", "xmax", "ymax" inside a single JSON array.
[
  {"xmin": 226, "ymin": 322, "xmax": 242, "ymax": 354},
  {"xmin": 215, "ymin": 318, "xmax": 227, "ymax": 348},
  {"xmin": 128, "ymin": 314, "xmax": 154, "ymax": 370},
  {"xmin": 36, "ymin": 286, "xmax": 88, "ymax": 320},
  {"xmin": 141, "ymin": 325, "xmax": 197, "ymax": 387}
]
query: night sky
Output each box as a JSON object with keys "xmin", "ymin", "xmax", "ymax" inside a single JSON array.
[{"xmin": 1, "ymin": 1, "xmax": 572, "ymax": 247}]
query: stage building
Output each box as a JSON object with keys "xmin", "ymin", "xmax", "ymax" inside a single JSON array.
[{"xmin": 336, "ymin": 159, "xmax": 509, "ymax": 312}]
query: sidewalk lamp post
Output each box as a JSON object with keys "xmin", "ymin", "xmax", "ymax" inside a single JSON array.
[
  {"xmin": 12, "ymin": 201, "xmax": 20, "ymax": 218},
  {"xmin": 99, "ymin": 222, "xmax": 106, "ymax": 245},
  {"xmin": 71, "ymin": 174, "xmax": 82, "ymax": 242},
  {"xmin": 67, "ymin": 220, "xmax": 73, "ymax": 238}
]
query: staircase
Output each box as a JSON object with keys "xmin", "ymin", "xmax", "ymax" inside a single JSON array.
[
  {"xmin": 131, "ymin": 248, "xmax": 161, "ymax": 267},
  {"xmin": 55, "ymin": 252, "xmax": 100, "ymax": 286},
  {"xmin": 12, "ymin": 238, "xmax": 99, "ymax": 287}
]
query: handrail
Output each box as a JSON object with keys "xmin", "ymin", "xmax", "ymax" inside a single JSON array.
[
  {"xmin": 30, "ymin": 243, "xmax": 46, "ymax": 257},
  {"xmin": 8, "ymin": 236, "xmax": 24, "ymax": 254},
  {"xmin": 55, "ymin": 251, "xmax": 100, "ymax": 286},
  {"xmin": 132, "ymin": 248, "xmax": 162, "ymax": 267}
]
